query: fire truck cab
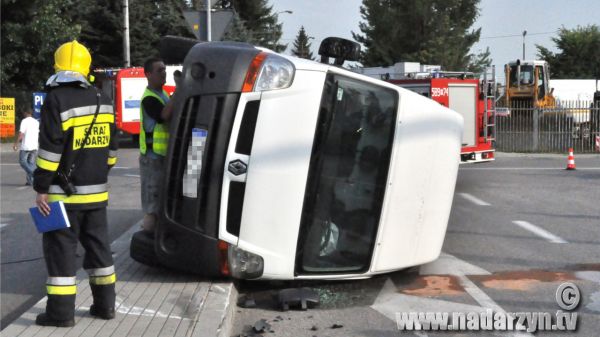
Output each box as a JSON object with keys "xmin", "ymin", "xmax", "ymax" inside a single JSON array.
[{"xmin": 355, "ymin": 62, "xmax": 496, "ymax": 163}]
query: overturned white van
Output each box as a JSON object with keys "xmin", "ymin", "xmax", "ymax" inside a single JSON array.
[{"xmin": 130, "ymin": 37, "xmax": 463, "ymax": 280}]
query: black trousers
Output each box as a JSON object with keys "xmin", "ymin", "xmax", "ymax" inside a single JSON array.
[{"xmin": 43, "ymin": 207, "xmax": 116, "ymax": 320}]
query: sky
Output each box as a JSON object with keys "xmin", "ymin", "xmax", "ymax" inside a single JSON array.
[{"xmin": 270, "ymin": 0, "xmax": 600, "ymax": 82}]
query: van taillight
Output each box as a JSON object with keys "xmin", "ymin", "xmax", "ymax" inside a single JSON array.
[{"xmin": 218, "ymin": 240, "xmax": 230, "ymax": 276}]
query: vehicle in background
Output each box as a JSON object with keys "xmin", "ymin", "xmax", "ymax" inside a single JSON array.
[
  {"xmin": 504, "ymin": 59, "xmax": 556, "ymax": 108},
  {"xmin": 129, "ymin": 37, "xmax": 464, "ymax": 280},
  {"xmin": 355, "ymin": 62, "xmax": 496, "ymax": 163},
  {"xmin": 95, "ymin": 66, "xmax": 181, "ymax": 142},
  {"xmin": 502, "ymin": 60, "xmax": 600, "ymax": 141}
]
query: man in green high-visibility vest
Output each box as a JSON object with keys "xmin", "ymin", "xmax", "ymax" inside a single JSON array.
[{"xmin": 139, "ymin": 57, "xmax": 174, "ymax": 233}]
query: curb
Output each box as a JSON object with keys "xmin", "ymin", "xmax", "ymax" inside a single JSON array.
[
  {"xmin": 191, "ymin": 282, "xmax": 237, "ymax": 337},
  {"xmin": 110, "ymin": 221, "xmax": 238, "ymax": 337},
  {"xmin": 1, "ymin": 219, "xmax": 238, "ymax": 337}
]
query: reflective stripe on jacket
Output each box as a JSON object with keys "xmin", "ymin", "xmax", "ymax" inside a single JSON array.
[
  {"xmin": 139, "ymin": 88, "xmax": 169, "ymax": 156},
  {"xmin": 33, "ymin": 83, "xmax": 118, "ymax": 210}
]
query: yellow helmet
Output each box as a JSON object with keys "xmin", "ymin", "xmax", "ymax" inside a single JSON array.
[{"xmin": 53, "ymin": 40, "xmax": 92, "ymax": 76}]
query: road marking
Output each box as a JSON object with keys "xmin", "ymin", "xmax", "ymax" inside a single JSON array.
[
  {"xmin": 460, "ymin": 167, "xmax": 600, "ymax": 170},
  {"xmin": 113, "ymin": 166, "xmax": 132, "ymax": 169},
  {"xmin": 373, "ymin": 253, "xmax": 532, "ymax": 337},
  {"xmin": 457, "ymin": 275, "xmax": 530, "ymax": 336},
  {"xmin": 512, "ymin": 220, "xmax": 568, "ymax": 243},
  {"xmin": 458, "ymin": 193, "xmax": 491, "ymax": 206},
  {"xmin": 16, "ymin": 186, "xmax": 30, "ymax": 191},
  {"xmin": 124, "ymin": 174, "xmax": 140, "ymax": 178},
  {"xmin": 420, "ymin": 255, "xmax": 529, "ymax": 334},
  {"xmin": 0, "ymin": 223, "xmax": 10, "ymax": 229},
  {"xmin": 420, "ymin": 253, "xmax": 491, "ymax": 276}
]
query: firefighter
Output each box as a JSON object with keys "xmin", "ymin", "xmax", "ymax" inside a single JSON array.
[
  {"xmin": 139, "ymin": 57, "xmax": 174, "ymax": 233},
  {"xmin": 33, "ymin": 40, "xmax": 118, "ymax": 327}
]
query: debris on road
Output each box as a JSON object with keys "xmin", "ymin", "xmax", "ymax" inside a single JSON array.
[
  {"xmin": 238, "ymin": 294, "xmax": 257, "ymax": 308},
  {"xmin": 278, "ymin": 287, "xmax": 320, "ymax": 311},
  {"xmin": 253, "ymin": 319, "xmax": 272, "ymax": 333}
]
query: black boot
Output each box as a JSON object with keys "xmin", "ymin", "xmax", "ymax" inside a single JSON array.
[
  {"xmin": 90, "ymin": 304, "xmax": 115, "ymax": 320},
  {"xmin": 35, "ymin": 313, "xmax": 75, "ymax": 327}
]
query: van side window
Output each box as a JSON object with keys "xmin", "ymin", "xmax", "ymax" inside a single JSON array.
[{"xmin": 297, "ymin": 74, "xmax": 399, "ymax": 274}]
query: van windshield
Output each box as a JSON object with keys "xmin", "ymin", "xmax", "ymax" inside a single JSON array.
[{"xmin": 296, "ymin": 74, "xmax": 398, "ymax": 274}]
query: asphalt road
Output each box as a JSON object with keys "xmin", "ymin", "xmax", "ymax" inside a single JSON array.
[
  {"xmin": 0, "ymin": 144, "xmax": 142, "ymax": 329},
  {"xmin": 1, "ymin": 148, "xmax": 598, "ymax": 336},
  {"xmin": 232, "ymin": 153, "xmax": 600, "ymax": 337}
]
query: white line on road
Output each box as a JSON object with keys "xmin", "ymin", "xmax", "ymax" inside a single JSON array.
[
  {"xmin": 512, "ymin": 220, "xmax": 568, "ymax": 244},
  {"xmin": 123, "ymin": 174, "xmax": 140, "ymax": 178},
  {"xmin": 16, "ymin": 186, "xmax": 29, "ymax": 191},
  {"xmin": 113, "ymin": 166, "xmax": 132, "ymax": 169},
  {"xmin": 460, "ymin": 167, "xmax": 600, "ymax": 170},
  {"xmin": 458, "ymin": 275, "xmax": 531, "ymax": 336},
  {"xmin": 458, "ymin": 193, "xmax": 491, "ymax": 206},
  {"xmin": 0, "ymin": 224, "xmax": 10, "ymax": 229}
]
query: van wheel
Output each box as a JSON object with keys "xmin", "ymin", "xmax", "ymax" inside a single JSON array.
[
  {"xmin": 130, "ymin": 230, "xmax": 159, "ymax": 267},
  {"xmin": 159, "ymin": 35, "xmax": 199, "ymax": 65}
]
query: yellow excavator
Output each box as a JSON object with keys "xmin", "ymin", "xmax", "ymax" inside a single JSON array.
[{"xmin": 504, "ymin": 59, "xmax": 556, "ymax": 108}]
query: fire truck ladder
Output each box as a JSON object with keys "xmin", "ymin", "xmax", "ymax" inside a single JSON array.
[{"xmin": 482, "ymin": 66, "xmax": 497, "ymax": 144}]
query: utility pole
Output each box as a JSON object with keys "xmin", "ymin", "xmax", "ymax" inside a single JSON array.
[
  {"xmin": 206, "ymin": 0, "xmax": 212, "ymax": 41},
  {"xmin": 123, "ymin": 0, "xmax": 130, "ymax": 67}
]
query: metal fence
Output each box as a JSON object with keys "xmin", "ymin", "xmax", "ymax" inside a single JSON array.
[{"xmin": 495, "ymin": 100, "xmax": 600, "ymax": 153}]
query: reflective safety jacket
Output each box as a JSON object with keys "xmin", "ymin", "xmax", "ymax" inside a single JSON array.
[
  {"xmin": 139, "ymin": 88, "xmax": 169, "ymax": 156},
  {"xmin": 34, "ymin": 81, "xmax": 118, "ymax": 210}
]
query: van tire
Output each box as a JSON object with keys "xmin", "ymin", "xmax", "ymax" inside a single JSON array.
[
  {"xmin": 130, "ymin": 230, "xmax": 160, "ymax": 267},
  {"xmin": 159, "ymin": 35, "xmax": 199, "ymax": 65}
]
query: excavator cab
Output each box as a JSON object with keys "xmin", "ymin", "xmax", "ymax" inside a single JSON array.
[{"xmin": 505, "ymin": 60, "xmax": 555, "ymax": 108}]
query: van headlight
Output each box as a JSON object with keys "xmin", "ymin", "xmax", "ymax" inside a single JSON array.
[
  {"xmin": 228, "ymin": 245, "xmax": 264, "ymax": 279},
  {"xmin": 242, "ymin": 52, "xmax": 295, "ymax": 92}
]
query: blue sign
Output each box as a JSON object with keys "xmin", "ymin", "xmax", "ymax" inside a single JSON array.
[
  {"xmin": 33, "ymin": 92, "xmax": 46, "ymax": 120},
  {"xmin": 124, "ymin": 100, "xmax": 141, "ymax": 109}
]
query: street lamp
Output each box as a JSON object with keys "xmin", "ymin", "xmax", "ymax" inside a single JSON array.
[
  {"xmin": 122, "ymin": 0, "xmax": 130, "ymax": 67},
  {"xmin": 522, "ymin": 30, "xmax": 527, "ymax": 60}
]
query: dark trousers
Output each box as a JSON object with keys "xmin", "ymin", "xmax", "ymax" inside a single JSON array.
[{"xmin": 43, "ymin": 207, "xmax": 116, "ymax": 320}]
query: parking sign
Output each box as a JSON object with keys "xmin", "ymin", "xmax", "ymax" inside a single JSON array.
[{"xmin": 33, "ymin": 92, "xmax": 46, "ymax": 120}]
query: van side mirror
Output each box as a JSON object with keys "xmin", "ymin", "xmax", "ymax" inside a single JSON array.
[{"xmin": 318, "ymin": 37, "xmax": 361, "ymax": 66}]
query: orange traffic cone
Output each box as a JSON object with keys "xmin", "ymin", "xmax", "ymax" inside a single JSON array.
[{"xmin": 566, "ymin": 148, "xmax": 576, "ymax": 170}]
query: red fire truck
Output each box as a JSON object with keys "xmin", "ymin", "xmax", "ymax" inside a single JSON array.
[
  {"xmin": 95, "ymin": 66, "xmax": 180, "ymax": 141},
  {"xmin": 355, "ymin": 62, "xmax": 496, "ymax": 163}
]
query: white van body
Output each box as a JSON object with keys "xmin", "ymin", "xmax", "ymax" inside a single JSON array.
[{"xmin": 142, "ymin": 42, "xmax": 463, "ymax": 280}]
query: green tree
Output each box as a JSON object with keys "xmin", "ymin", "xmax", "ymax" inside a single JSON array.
[
  {"xmin": 353, "ymin": 0, "xmax": 490, "ymax": 71},
  {"xmin": 291, "ymin": 26, "xmax": 314, "ymax": 59},
  {"xmin": 76, "ymin": 0, "xmax": 124, "ymax": 67},
  {"xmin": 1, "ymin": 0, "xmax": 81, "ymax": 110},
  {"xmin": 230, "ymin": 0, "xmax": 286, "ymax": 52},
  {"xmin": 223, "ymin": 12, "xmax": 253, "ymax": 43},
  {"xmin": 125, "ymin": 0, "xmax": 194, "ymax": 66},
  {"xmin": 537, "ymin": 25, "xmax": 600, "ymax": 79},
  {"xmin": 1, "ymin": 0, "xmax": 194, "ymax": 112}
]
